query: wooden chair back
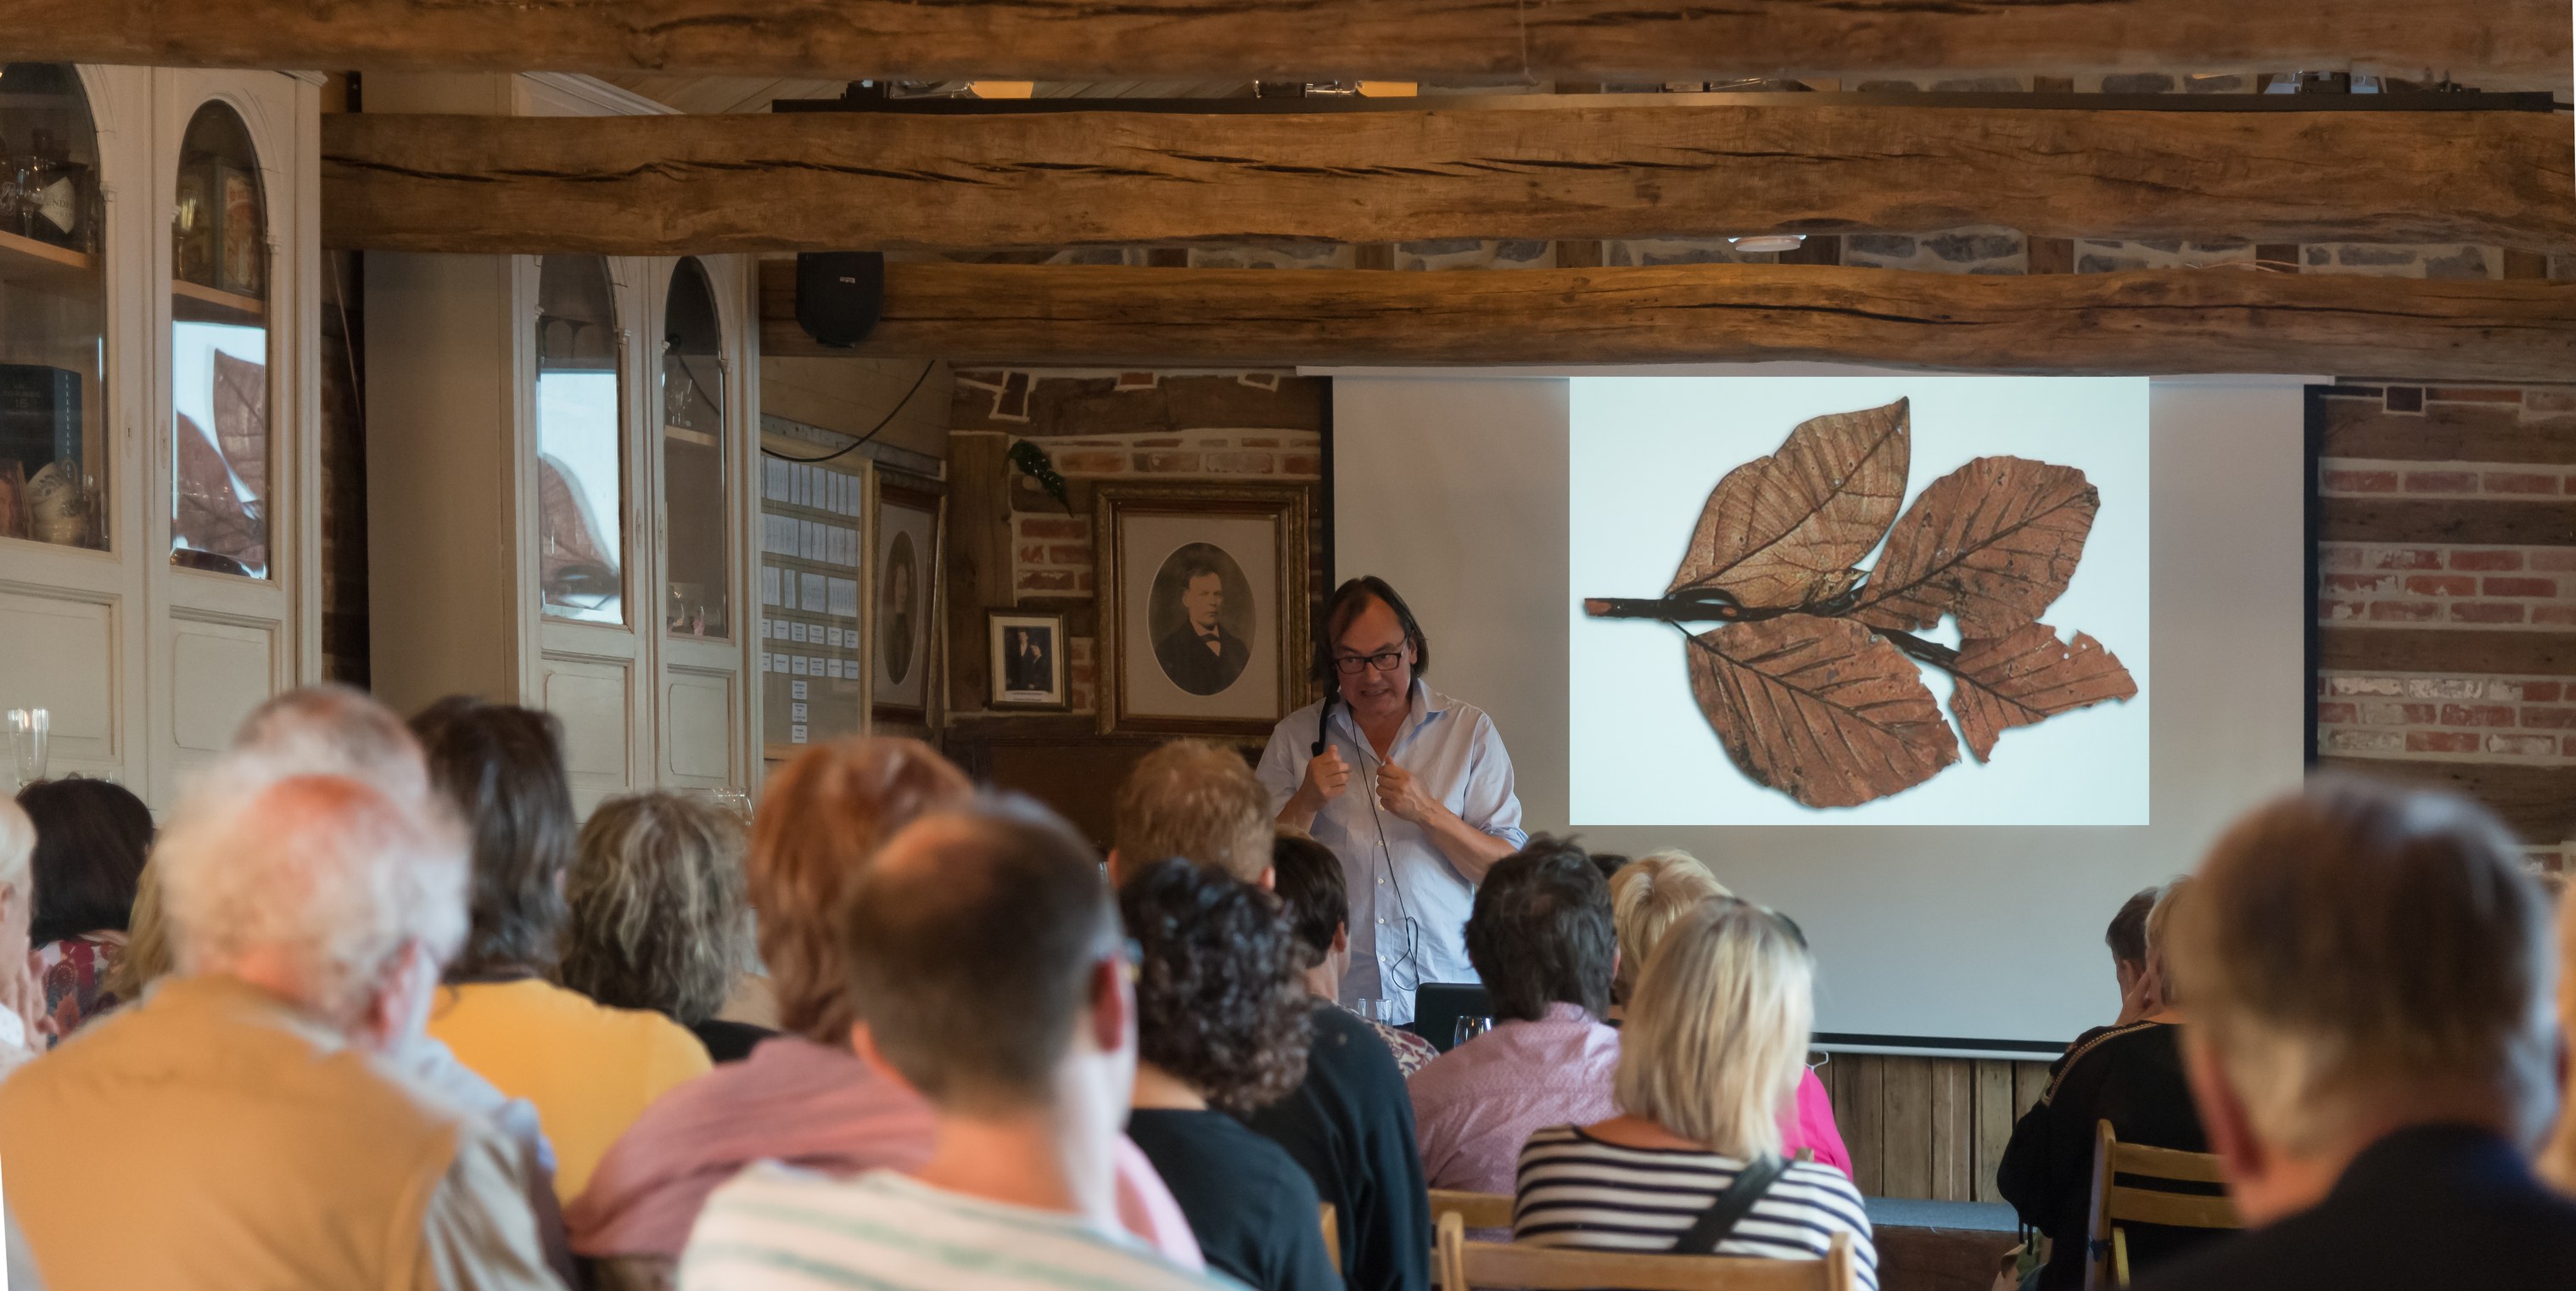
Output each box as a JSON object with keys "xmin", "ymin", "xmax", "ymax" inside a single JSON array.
[
  {"xmin": 1435, "ymin": 1211, "xmax": 1855, "ymax": 1291},
  {"xmin": 2083, "ymin": 1120, "xmax": 2238, "ymax": 1290},
  {"xmin": 1429, "ymin": 1187, "xmax": 1515, "ymax": 1231},
  {"xmin": 1320, "ymin": 1202, "xmax": 1340, "ymax": 1270}
]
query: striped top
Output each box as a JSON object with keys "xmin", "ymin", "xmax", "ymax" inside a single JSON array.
[
  {"xmin": 1514, "ymin": 1125, "xmax": 1879, "ymax": 1291},
  {"xmin": 680, "ymin": 1163, "xmax": 1243, "ymax": 1291}
]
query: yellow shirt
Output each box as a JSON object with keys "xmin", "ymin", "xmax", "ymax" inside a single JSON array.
[{"xmin": 426, "ymin": 979, "xmax": 711, "ymax": 1202}]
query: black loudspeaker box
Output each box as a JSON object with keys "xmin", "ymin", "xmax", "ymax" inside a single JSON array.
[{"xmin": 795, "ymin": 252, "xmax": 885, "ymax": 349}]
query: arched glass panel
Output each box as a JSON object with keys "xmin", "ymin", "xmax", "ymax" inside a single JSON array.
[
  {"xmin": 536, "ymin": 255, "xmax": 624, "ymax": 624},
  {"xmin": 169, "ymin": 101, "xmax": 270, "ymax": 578},
  {"xmin": 0, "ymin": 63, "xmax": 107, "ymax": 551},
  {"xmin": 661, "ymin": 258, "xmax": 725, "ymax": 638}
]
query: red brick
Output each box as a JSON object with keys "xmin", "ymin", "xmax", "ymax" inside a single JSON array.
[
  {"xmin": 2522, "ymin": 705, "xmax": 2576, "ymax": 728},
  {"xmin": 2563, "ymin": 735, "xmax": 2576, "ymax": 757},
  {"xmin": 2323, "ymin": 469, "xmax": 2400, "ymax": 492},
  {"xmin": 2525, "ymin": 682, "xmax": 2562, "ymax": 703},
  {"xmin": 2450, "ymin": 550, "xmax": 2524, "ymax": 571},
  {"xmin": 2400, "ymin": 575, "xmax": 2474, "ymax": 596},
  {"xmin": 2371, "ymin": 548, "xmax": 2444, "ymax": 570},
  {"xmin": 2485, "ymin": 734, "xmax": 2558, "ymax": 757},
  {"xmin": 2530, "ymin": 549, "xmax": 2576, "ymax": 572},
  {"xmin": 1057, "ymin": 451, "xmax": 1127, "ymax": 474},
  {"xmin": 2483, "ymin": 577, "xmax": 2558, "ymax": 598},
  {"xmin": 1046, "ymin": 543, "xmax": 1092, "ymax": 564},
  {"xmin": 2327, "ymin": 729, "xmax": 2406, "ymax": 753},
  {"xmin": 2426, "ymin": 387, "xmax": 2525, "ymax": 403},
  {"xmin": 2360, "ymin": 702, "xmax": 2436, "ymax": 725},
  {"xmin": 2450, "ymin": 602, "xmax": 2527, "ymax": 624},
  {"xmin": 1018, "ymin": 570, "xmax": 1076, "ymax": 592},
  {"xmin": 1017, "ymin": 543, "xmax": 1047, "ymax": 564},
  {"xmin": 1204, "ymin": 452, "xmax": 1276, "ymax": 474},
  {"xmin": 1073, "ymin": 571, "xmax": 1095, "ymax": 592},
  {"xmin": 2484, "ymin": 472, "xmax": 2561, "ymax": 495},
  {"xmin": 1240, "ymin": 436, "xmax": 1283, "ymax": 448},
  {"xmin": 1135, "ymin": 452, "xmax": 1202, "ymax": 473},
  {"xmin": 2402, "ymin": 471, "xmax": 2478, "ymax": 493},
  {"xmin": 1281, "ymin": 454, "xmax": 1323, "ymax": 475},
  {"xmin": 2537, "ymin": 605, "xmax": 2576, "ymax": 626},
  {"xmin": 2406, "ymin": 731, "xmax": 2481, "ymax": 753},
  {"xmin": 2441, "ymin": 704, "xmax": 2516, "ymax": 727},
  {"xmin": 2366, "ymin": 600, "xmax": 2439, "ymax": 622},
  {"xmin": 1019, "ymin": 518, "xmax": 1086, "ymax": 540},
  {"xmin": 2316, "ymin": 701, "xmax": 2358, "ymax": 723}
]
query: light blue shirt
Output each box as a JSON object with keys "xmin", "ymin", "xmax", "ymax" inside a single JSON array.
[{"xmin": 1257, "ymin": 681, "xmax": 1526, "ymax": 1024}]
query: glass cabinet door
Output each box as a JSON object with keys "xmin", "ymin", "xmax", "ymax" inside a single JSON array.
[
  {"xmin": 536, "ymin": 254, "xmax": 624, "ymax": 624},
  {"xmin": 167, "ymin": 101, "xmax": 270, "ymax": 579},
  {"xmin": 661, "ymin": 257, "xmax": 726, "ymax": 639},
  {"xmin": 0, "ymin": 63, "xmax": 108, "ymax": 553}
]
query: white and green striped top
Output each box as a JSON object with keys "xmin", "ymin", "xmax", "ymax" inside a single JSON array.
[{"xmin": 680, "ymin": 1163, "xmax": 1246, "ymax": 1291}]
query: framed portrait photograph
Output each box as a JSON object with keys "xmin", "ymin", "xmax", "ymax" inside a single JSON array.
[
  {"xmin": 870, "ymin": 472, "xmax": 944, "ymax": 726},
  {"xmin": 988, "ymin": 610, "xmax": 1069, "ymax": 710},
  {"xmin": 1095, "ymin": 483, "xmax": 1311, "ymax": 735}
]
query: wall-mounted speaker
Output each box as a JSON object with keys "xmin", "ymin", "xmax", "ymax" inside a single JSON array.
[{"xmin": 794, "ymin": 252, "xmax": 885, "ymax": 349}]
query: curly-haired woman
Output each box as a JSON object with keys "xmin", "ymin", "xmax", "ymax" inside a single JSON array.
[
  {"xmin": 1121, "ymin": 857, "xmax": 1340, "ymax": 1291},
  {"xmin": 557, "ymin": 791, "xmax": 775, "ymax": 1064}
]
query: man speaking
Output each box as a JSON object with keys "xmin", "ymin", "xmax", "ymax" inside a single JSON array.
[{"xmin": 1257, "ymin": 576, "xmax": 1525, "ymax": 1025}]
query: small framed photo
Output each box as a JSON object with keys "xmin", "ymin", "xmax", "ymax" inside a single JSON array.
[
  {"xmin": 988, "ymin": 610, "xmax": 1069, "ymax": 710},
  {"xmin": 1095, "ymin": 482, "xmax": 1311, "ymax": 736}
]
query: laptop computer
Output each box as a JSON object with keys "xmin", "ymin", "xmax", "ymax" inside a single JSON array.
[{"xmin": 1408, "ymin": 981, "xmax": 1495, "ymax": 1052}]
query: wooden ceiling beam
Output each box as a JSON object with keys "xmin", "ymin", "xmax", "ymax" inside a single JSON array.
[
  {"xmin": 749, "ymin": 260, "xmax": 2576, "ymax": 379},
  {"xmin": 322, "ymin": 104, "xmax": 2576, "ymax": 255},
  {"xmin": 14, "ymin": 0, "xmax": 2565, "ymax": 86}
]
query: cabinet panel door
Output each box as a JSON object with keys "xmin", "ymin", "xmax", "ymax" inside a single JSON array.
[
  {"xmin": 541, "ymin": 654, "xmax": 632, "ymax": 814},
  {"xmin": 664, "ymin": 669, "xmax": 732, "ymax": 783},
  {"xmin": 0, "ymin": 586, "xmax": 120, "ymax": 771}
]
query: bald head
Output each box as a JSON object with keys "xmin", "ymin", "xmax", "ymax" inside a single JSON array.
[{"xmin": 843, "ymin": 800, "xmax": 1119, "ymax": 1113}]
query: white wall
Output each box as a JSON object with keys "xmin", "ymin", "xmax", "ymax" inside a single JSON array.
[{"xmin": 1327, "ymin": 369, "xmax": 2311, "ymax": 1052}]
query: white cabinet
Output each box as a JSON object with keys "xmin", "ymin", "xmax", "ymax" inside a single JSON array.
[
  {"xmin": 362, "ymin": 74, "xmax": 757, "ymax": 811},
  {"xmin": 0, "ymin": 64, "xmax": 321, "ymax": 807}
]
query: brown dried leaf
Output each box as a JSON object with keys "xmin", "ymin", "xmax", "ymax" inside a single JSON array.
[
  {"xmin": 1947, "ymin": 623, "xmax": 2140, "ymax": 762},
  {"xmin": 1667, "ymin": 398, "xmax": 1910, "ymax": 609},
  {"xmin": 1855, "ymin": 456, "xmax": 2098, "ymax": 637},
  {"xmin": 1687, "ymin": 614, "xmax": 1960, "ymax": 809}
]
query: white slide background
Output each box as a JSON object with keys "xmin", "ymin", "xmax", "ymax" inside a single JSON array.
[
  {"xmin": 1570, "ymin": 376, "xmax": 2151, "ymax": 827},
  {"xmin": 1327, "ymin": 368, "xmax": 2309, "ymax": 1049}
]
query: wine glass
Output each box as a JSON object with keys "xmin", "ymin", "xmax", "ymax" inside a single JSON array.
[
  {"xmin": 1452, "ymin": 1015, "xmax": 1495, "ymax": 1049},
  {"xmin": 8, "ymin": 709, "xmax": 48, "ymax": 790}
]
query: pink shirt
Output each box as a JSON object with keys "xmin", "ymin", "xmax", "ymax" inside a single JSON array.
[
  {"xmin": 1787, "ymin": 1068, "xmax": 1853, "ymax": 1180},
  {"xmin": 1407, "ymin": 1003, "xmax": 1622, "ymax": 1195},
  {"xmin": 568, "ymin": 1035, "xmax": 1202, "ymax": 1268}
]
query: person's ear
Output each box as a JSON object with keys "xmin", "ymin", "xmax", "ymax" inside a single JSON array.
[
  {"xmin": 1087, "ymin": 956, "xmax": 1133, "ymax": 1058},
  {"xmin": 1257, "ymin": 864, "xmax": 1276, "ymax": 892},
  {"xmin": 850, "ymin": 1022, "xmax": 929, "ymax": 1099},
  {"xmin": 1331, "ymin": 923, "xmax": 1348, "ymax": 956},
  {"xmin": 2182, "ymin": 1029, "xmax": 2264, "ymax": 1193},
  {"xmin": 1105, "ymin": 849, "xmax": 1125, "ymax": 888}
]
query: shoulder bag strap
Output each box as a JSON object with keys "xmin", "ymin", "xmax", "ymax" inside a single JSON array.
[{"xmin": 1670, "ymin": 1155, "xmax": 1791, "ymax": 1256}]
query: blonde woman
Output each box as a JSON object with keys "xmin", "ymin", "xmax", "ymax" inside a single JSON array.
[
  {"xmin": 558, "ymin": 791, "xmax": 770, "ymax": 1063},
  {"xmin": 1515, "ymin": 899, "xmax": 1878, "ymax": 1288},
  {"xmin": 1610, "ymin": 852, "xmax": 1850, "ymax": 1179}
]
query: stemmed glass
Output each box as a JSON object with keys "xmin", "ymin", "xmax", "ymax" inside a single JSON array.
[
  {"xmin": 1452, "ymin": 1015, "xmax": 1495, "ymax": 1049},
  {"xmin": 6, "ymin": 709, "xmax": 47, "ymax": 789}
]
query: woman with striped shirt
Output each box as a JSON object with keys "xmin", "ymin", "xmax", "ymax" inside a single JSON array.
[{"xmin": 1513, "ymin": 897, "xmax": 1879, "ymax": 1290}]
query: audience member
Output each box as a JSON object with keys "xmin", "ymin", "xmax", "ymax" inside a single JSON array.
[
  {"xmin": 559, "ymin": 791, "xmax": 773, "ymax": 1063},
  {"xmin": 1122, "ymin": 857, "xmax": 1338, "ymax": 1291},
  {"xmin": 1516, "ymin": 898, "xmax": 1878, "ymax": 1287},
  {"xmin": 412, "ymin": 697, "xmax": 710, "ymax": 1202},
  {"xmin": 0, "ymin": 774, "xmax": 557, "ymax": 1288},
  {"xmin": 0, "ymin": 799, "xmax": 48, "ymax": 1075},
  {"xmin": 568, "ymin": 739, "xmax": 1201, "ymax": 1276},
  {"xmin": 1408, "ymin": 835, "xmax": 1620, "ymax": 1194},
  {"xmin": 2132, "ymin": 778, "xmax": 2576, "ymax": 1290},
  {"xmin": 1610, "ymin": 850, "xmax": 1850, "ymax": 1179},
  {"xmin": 1272, "ymin": 829, "xmax": 1437, "ymax": 1076},
  {"xmin": 1999, "ymin": 880, "xmax": 2209, "ymax": 1288},
  {"xmin": 16, "ymin": 776, "xmax": 149, "ymax": 1033},
  {"xmin": 681, "ymin": 803, "xmax": 1232, "ymax": 1290},
  {"xmin": 2104, "ymin": 884, "xmax": 2159, "ymax": 1007},
  {"xmin": 1112, "ymin": 738, "xmax": 1274, "ymax": 884},
  {"xmin": 1251, "ymin": 829, "xmax": 1434, "ymax": 1291}
]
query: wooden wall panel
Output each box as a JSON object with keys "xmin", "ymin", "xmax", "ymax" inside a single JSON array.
[{"xmin": 1821, "ymin": 1053, "xmax": 2055, "ymax": 1202}]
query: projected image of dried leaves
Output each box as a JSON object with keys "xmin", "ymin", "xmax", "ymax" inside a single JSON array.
[{"xmin": 1583, "ymin": 398, "xmax": 2137, "ymax": 809}]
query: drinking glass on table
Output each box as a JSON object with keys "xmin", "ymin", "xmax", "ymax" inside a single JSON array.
[
  {"xmin": 1352, "ymin": 997, "xmax": 1389, "ymax": 1025},
  {"xmin": 1453, "ymin": 1015, "xmax": 1494, "ymax": 1048},
  {"xmin": 7, "ymin": 709, "xmax": 46, "ymax": 789}
]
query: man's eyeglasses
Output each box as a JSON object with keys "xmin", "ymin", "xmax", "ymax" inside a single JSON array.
[{"xmin": 1333, "ymin": 649, "xmax": 1408, "ymax": 676}]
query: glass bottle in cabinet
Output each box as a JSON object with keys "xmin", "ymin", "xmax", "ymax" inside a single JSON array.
[
  {"xmin": 167, "ymin": 101, "xmax": 270, "ymax": 579},
  {"xmin": 661, "ymin": 256, "xmax": 726, "ymax": 639},
  {"xmin": 535, "ymin": 254, "xmax": 624, "ymax": 624},
  {"xmin": 0, "ymin": 63, "xmax": 107, "ymax": 552}
]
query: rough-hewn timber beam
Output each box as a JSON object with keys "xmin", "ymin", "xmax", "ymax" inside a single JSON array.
[
  {"xmin": 749, "ymin": 261, "xmax": 2576, "ymax": 379},
  {"xmin": 323, "ymin": 105, "xmax": 2576, "ymax": 255},
  {"xmin": 10, "ymin": 0, "xmax": 2563, "ymax": 86}
]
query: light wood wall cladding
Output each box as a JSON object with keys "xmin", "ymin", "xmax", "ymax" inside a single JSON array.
[
  {"xmin": 320, "ymin": 106, "xmax": 2576, "ymax": 256},
  {"xmin": 8, "ymin": 0, "xmax": 2563, "ymax": 84},
  {"xmin": 747, "ymin": 261, "xmax": 2576, "ymax": 381},
  {"xmin": 2315, "ymin": 756, "xmax": 2576, "ymax": 844},
  {"xmin": 1813, "ymin": 1053, "xmax": 2052, "ymax": 1202}
]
